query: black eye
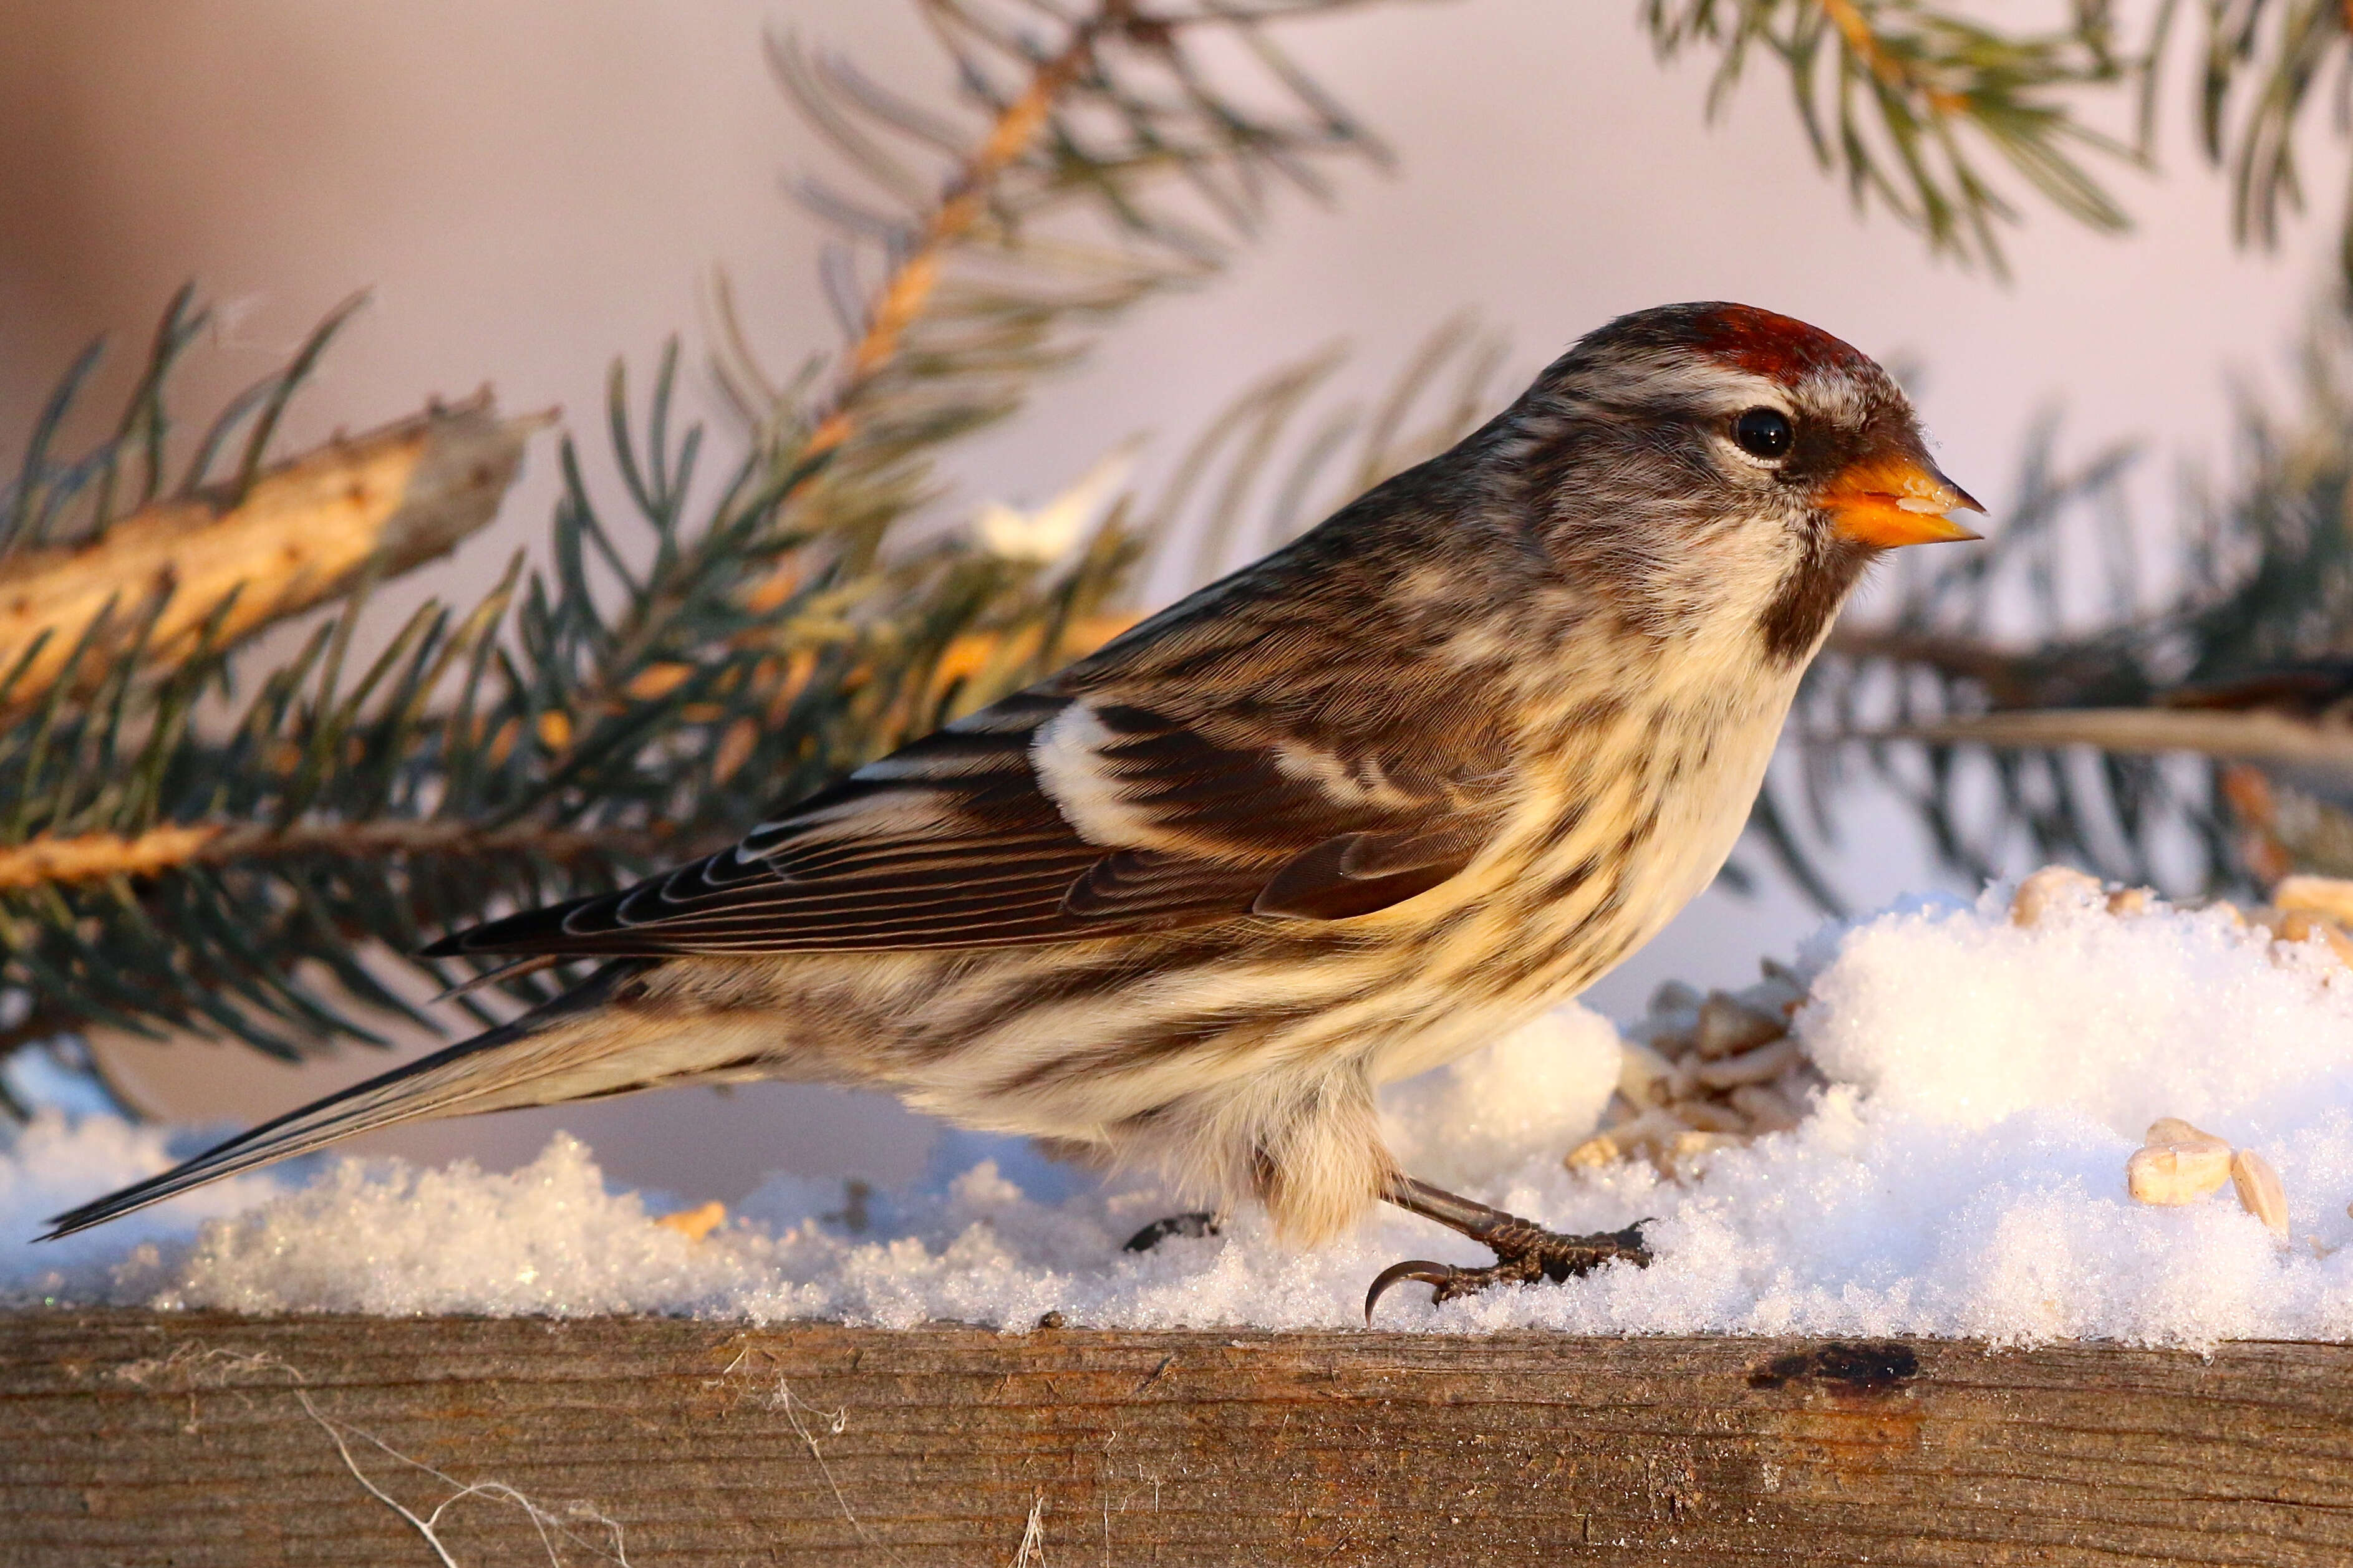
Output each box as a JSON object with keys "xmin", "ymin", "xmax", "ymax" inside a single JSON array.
[{"xmin": 1732, "ymin": 406, "xmax": 1794, "ymax": 460}]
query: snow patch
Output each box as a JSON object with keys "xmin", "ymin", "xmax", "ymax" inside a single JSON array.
[{"xmin": 11, "ymin": 889, "xmax": 2353, "ymax": 1345}]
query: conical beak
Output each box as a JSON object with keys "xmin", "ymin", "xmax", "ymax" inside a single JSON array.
[{"xmin": 1820, "ymin": 452, "xmax": 1984, "ymax": 548}]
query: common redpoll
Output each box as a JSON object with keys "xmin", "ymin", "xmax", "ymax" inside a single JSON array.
[{"xmin": 48, "ymin": 302, "xmax": 1979, "ymax": 1311}]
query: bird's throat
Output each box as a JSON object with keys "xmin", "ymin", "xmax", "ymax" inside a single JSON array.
[{"xmin": 1756, "ymin": 534, "xmax": 1875, "ymax": 666}]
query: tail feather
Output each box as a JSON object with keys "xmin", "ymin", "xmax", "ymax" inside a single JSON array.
[{"xmin": 41, "ymin": 960, "xmax": 655, "ymax": 1241}]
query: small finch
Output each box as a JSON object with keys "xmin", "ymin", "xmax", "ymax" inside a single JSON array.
[{"xmin": 46, "ymin": 302, "xmax": 1979, "ymax": 1310}]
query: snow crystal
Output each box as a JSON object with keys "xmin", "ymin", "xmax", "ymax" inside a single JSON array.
[{"xmin": 12, "ymin": 885, "xmax": 2353, "ymax": 1346}]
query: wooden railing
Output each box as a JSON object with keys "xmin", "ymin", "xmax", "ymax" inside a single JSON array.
[{"xmin": 6, "ymin": 1311, "xmax": 2349, "ymax": 1566}]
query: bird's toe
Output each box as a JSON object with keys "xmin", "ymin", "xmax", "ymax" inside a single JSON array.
[{"xmin": 1363, "ymin": 1219, "xmax": 1651, "ymax": 1321}]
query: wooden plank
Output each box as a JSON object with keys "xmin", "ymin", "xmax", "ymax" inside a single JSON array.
[{"xmin": 4, "ymin": 1311, "xmax": 2351, "ymax": 1566}]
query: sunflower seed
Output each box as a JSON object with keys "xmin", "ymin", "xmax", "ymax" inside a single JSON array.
[
  {"xmin": 1648, "ymin": 979, "xmax": 1703, "ymax": 1014},
  {"xmin": 2145, "ymin": 1117, "xmax": 2226, "ymax": 1149},
  {"xmin": 1673, "ymin": 1099, "xmax": 1749, "ymax": 1134},
  {"xmin": 2011, "ymin": 865, "xmax": 2103, "ymax": 927},
  {"xmin": 2127, "ymin": 1142, "xmax": 2231, "ymax": 1206},
  {"xmin": 1616, "ymin": 1037, "xmax": 1676, "ymax": 1104},
  {"xmin": 1693, "ymin": 993, "xmax": 1785, "ymax": 1059},
  {"xmin": 2275, "ymin": 874, "xmax": 2353, "ymax": 928},
  {"xmin": 2231, "ymin": 1149, "xmax": 2291, "ymax": 1238},
  {"xmin": 1696, "ymin": 1036, "xmax": 1805, "ymax": 1090},
  {"xmin": 2276, "ymin": 910, "xmax": 2353, "ymax": 966}
]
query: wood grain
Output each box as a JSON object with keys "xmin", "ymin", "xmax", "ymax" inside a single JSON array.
[{"xmin": 5, "ymin": 1311, "xmax": 2351, "ymax": 1566}]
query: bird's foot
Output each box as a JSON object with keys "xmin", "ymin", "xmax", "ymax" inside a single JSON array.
[
  {"xmin": 1123, "ymin": 1211, "xmax": 1222, "ymax": 1252},
  {"xmin": 1364, "ymin": 1216, "xmax": 1650, "ymax": 1320}
]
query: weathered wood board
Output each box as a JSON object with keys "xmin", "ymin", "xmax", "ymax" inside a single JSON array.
[{"xmin": 4, "ymin": 1311, "xmax": 2351, "ymax": 1566}]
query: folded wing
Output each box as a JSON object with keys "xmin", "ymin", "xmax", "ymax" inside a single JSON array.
[{"xmin": 426, "ymin": 690, "xmax": 1505, "ymax": 959}]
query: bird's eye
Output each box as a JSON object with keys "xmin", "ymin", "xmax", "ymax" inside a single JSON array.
[{"xmin": 1732, "ymin": 406, "xmax": 1794, "ymax": 461}]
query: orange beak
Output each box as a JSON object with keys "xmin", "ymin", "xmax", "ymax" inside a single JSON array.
[{"xmin": 1820, "ymin": 452, "xmax": 1984, "ymax": 548}]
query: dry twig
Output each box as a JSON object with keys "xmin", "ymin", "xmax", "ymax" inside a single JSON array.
[
  {"xmin": 0, "ymin": 394, "xmax": 548, "ymax": 713},
  {"xmin": 0, "ymin": 819, "xmax": 659, "ymax": 893}
]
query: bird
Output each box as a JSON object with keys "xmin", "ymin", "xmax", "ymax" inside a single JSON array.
[{"xmin": 44, "ymin": 302, "xmax": 1981, "ymax": 1314}]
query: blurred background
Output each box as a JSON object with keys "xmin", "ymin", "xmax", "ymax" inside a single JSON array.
[{"xmin": 0, "ymin": 0, "xmax": 2336, "ymax": 1203}]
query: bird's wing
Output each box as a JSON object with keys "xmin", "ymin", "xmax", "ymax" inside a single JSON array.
[{"xmin": 427, "ymin": 691, "xmax": 1507, "ymax": 959}]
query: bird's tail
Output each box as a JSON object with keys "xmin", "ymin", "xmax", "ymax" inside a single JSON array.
[{"xmin": 40, "ymin": 959, "xmax": 658, "ymax": 1240}]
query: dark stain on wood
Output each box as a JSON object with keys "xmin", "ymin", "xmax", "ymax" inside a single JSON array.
[
  {"xmin": 1746, "ymin": 1339, "xmax": 1921, "ymax": 1393},
  {"xmin": 6, "ymin": 1311, "xmax": 2353, "ymax": 1566}
]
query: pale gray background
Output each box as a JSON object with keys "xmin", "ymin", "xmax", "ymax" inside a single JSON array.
[{"xmin": 0, "ymin": 1, "xmax": 2329, "ymax": 1201}]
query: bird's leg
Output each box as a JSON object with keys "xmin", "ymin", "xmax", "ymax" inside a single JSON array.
[{"xmin": 1365, "ymin": 1173, "xmax": 1650, "ymax": 1320}]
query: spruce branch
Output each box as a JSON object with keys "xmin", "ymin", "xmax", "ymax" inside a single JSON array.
[
  {"xmin": 1646, "ymin": 0, "xmax": 2137, "ymax": 272},
  {"xmin": 0, "ymin": 0, "xmax": 1391, "ymax": 1084},
  {"xmin": 726, "ymin": 0, "xmax": 1379, "ymax": 523},
  {"xmin": 1150, "ymin": 314, "xmax": 1512, "ymax": 588},
  {"xmin": 796, "ymin": 4, "xmax": 1109, "ymax": 463},
  {"xmin": 2190, "ymin": 0, "xmax": 2352, "ymax": 273}
]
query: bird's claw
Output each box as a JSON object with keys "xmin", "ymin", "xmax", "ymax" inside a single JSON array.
[
  {"xmin": 1363, "ymin": 1219, "xmax": 1651, "ymax": 1321},
  {"xmin": 1363, "ymin": 1258, "xmax": 1467, "ymax": 1315}
]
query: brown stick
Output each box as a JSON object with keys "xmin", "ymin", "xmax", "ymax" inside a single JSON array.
[
  {"xmin": 0, "ymin": 819, "xmax": 657, "ymax": 893},
  {"xmin": 1881, "ymin": 706, "xmax": 2353, "ymax": 770},
  {"xmin": 0, "ymin": 394, "xmax": 551, "ymax": 713}
]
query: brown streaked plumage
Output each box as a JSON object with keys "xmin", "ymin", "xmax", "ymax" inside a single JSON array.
[{"xmin": 45, "ymin": 303, "xmax": 1981, "ymax": 1306}]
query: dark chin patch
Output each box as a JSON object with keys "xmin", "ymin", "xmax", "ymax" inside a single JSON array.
[{"xmin": 1757, "ymin": 534, "xmax": 1873, "ymax": 666}]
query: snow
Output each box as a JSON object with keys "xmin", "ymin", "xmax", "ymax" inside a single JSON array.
[{"xmin": 12, "ymin": 882, "xmax": 2353, "ymax": 1346}]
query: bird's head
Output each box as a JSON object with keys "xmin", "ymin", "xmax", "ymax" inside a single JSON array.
[{"xmin": 1503, "ymin": 301, "xmax": 1980, "ymax": 666}]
